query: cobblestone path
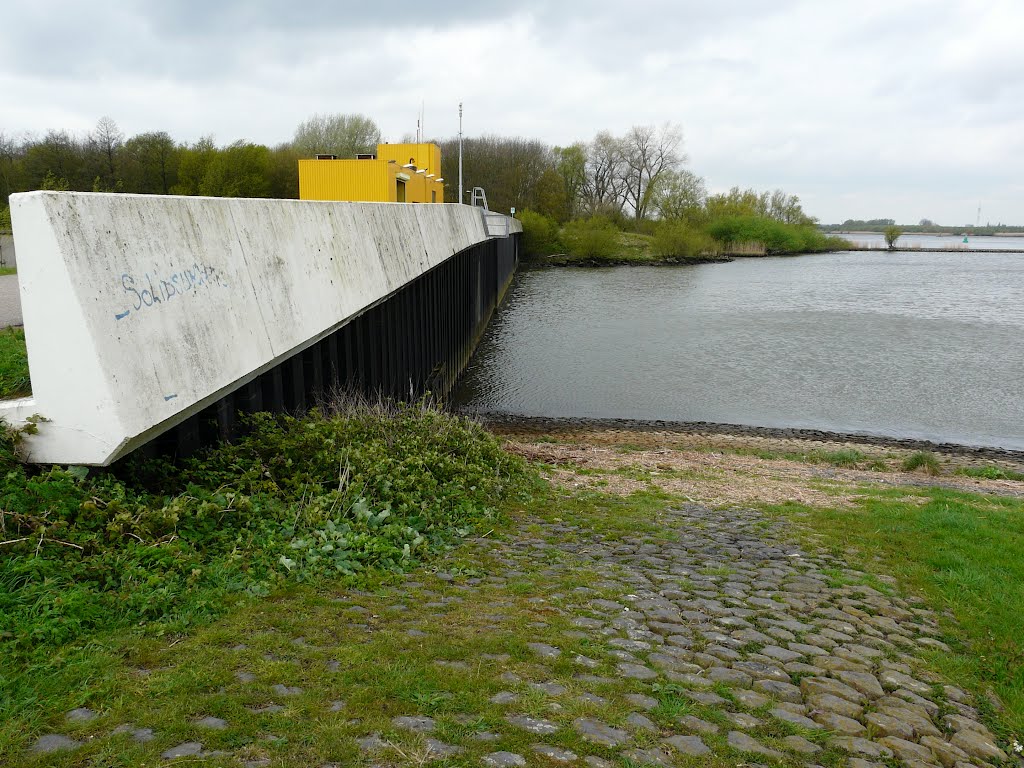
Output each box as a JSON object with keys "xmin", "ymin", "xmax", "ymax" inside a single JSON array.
[{"xmin": 29, "ymin": 503, "xmax": 1013, "ymax": 767}]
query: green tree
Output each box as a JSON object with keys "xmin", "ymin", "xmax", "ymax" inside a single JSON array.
[
  {"xmin": 553, "ymin": 143, "xmax": 587, "ymax": 219},
  {"xmin": 655, "ymin": 169, "xmax": 707, "ymax": 224},
  {"xmin": 121, "ymin": 131, "xmax": 179, "ymax": 194},
  {"xmin": 199, "ymin": 141, "xmax": 273, "ymax": 198},
  {"xmin": 172, "ymin": 137, "xmax": 216, "ymax": 195},
  {"xmin": 23, "ymin": 130, "xmax": 87, "ymax": 191},
  {"xmin": 532, "ymin": 167, "xmax": 568, "ymax": 222},
  {"xmin": 884, "ymin": 225, "xmax": 902, "ymax": 248}
]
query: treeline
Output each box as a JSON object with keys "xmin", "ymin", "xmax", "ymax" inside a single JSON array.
[
  {"xmin": 439, "ymin": 126, "xmax": 814, "ymax": 230},
  {"xmin": 824, "ymin": 219, "xmax": 1023, "ymax": 236},
  {"xmin": 0, "ymin": 114, "xmax": 383, "ymax": 229},
  {"xmin": 2, "ymin": 113, "xmax": 838, "ymax": 257}
]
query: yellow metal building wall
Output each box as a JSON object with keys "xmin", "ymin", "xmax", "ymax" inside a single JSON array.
[
  {"xmin": 377, "ymin": 143, "xmax": 441, "ymax": 176},
  {"xmin": 298, "ymin": 144, "xmax": 444, "ymax": 204},
  {"xmin": 299, "ymin": 159, "xmax": 392, "ymax": 202}
]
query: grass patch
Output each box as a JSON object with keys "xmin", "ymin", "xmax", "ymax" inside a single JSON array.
[
  {"xmin": 957, "ymin": 465, "xmax": 1024, "ymax": 482},
  {"xmin": 901, "ymin": 450, "xmax": 942, "ymax": 475},
  {"xmin": 0, "ymin": 326, "xmax": 30, "ymax": 398},
  {"xmin": 766, "ymin": 487, "xmax": 1024, "ymax": 736},
  {"xmin": 0, "ymin": 266, "xmax": 15, "ymax": 276}
]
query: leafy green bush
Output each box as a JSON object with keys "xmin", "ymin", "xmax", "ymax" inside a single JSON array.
[
  {"xmin": 0, "ymin": 327, "xmax": 31, "ymax": 399},
  {"xmin": 0, "ymin": 206, "xmax": 11, "ymax": 232},
  {"xmin": 651, "ymin": 221, "xmax": 718, "ymax": 259},
  {"xmin": 901, "ymin": 451, "xmax": 942, "ymax": 475},
  {"xmin": 518, "ymin": 209, "xmax": 562, "ymax": 257},
  {"xmin": 707, "ymin": 215, "xmax": 850, "ymax": 254},
  {"xmin": 560, "ymin": 216, "xmax": 620, "ymax": 259},
  {"xmin": 0, "ymin": 402, "xmax": 532, "ymax": 658}
]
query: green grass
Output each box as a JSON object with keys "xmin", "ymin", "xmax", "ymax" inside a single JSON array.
[
  {"xmin": 957, "ymin": 465, "xmax": 1024, "ymax": 482},
  {"xmin": 0, "ymin": 326, "xmax": 30, "ymax": 398},
  {"xmin": 766, "ymin": 486, "xmax": 1024, "ymax": 736},
  {"xmin": 0, "ymin": 266, "xmax": 15, "ymax": 276},
  {"xmin": 901, "ymin": 450, "xmax": 942, "ymax": 475}
]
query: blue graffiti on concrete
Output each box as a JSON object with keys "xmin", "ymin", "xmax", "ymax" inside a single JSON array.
[{"xmin": 114, "ymin": 263, "xmax": 229, "ymax": 320}]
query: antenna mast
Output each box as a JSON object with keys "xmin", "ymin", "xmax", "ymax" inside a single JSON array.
[{"xmin": 458, "ymin": 102, "xmax": 464, "ymax": 205}]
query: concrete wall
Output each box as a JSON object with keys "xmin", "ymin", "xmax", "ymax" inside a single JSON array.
[
  {"xmin": 0, "ymin": 191, "xmax": 520, "ymax": 465},
  {"xmin": 0, "ymin": 233, "xmax": 14, "ymax": 268}
]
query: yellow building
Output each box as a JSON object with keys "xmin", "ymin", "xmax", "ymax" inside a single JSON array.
[{"xmin": 298, "ymin": 143, "xmax": 445, "ymax": 204}]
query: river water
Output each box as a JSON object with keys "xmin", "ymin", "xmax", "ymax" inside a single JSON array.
[{"xmin": 454, "ymin": 250, "xmax": 1024, "ymax": 450}]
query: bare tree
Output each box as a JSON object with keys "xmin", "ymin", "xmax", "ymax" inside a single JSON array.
[
  {"xmin": 92, "ymin": 116, "xmax": 122, "ymax": 180},
  {"xmin": 292, "ymin": 113, "xmax": 381, "ymax": 158},
  {"xmin": 583, "ymin": 131, "xmax": 627, "ymax": 216},
  {"xmin": 621, "ymin": 123, "xmax": 685, "ymax": 221}
]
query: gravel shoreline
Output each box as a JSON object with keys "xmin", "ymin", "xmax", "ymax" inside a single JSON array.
[{"xmin": 467, "ymin": 412, "xmax": 1024, "ymax": 465}]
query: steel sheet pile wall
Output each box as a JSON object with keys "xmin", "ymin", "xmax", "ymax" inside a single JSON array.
[{"xmin": 2, "ymin": 191, "xmax": 519, "ymax": 465}]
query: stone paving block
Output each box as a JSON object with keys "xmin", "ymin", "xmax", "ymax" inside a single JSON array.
[
  {"xmin": 482, "ymin": 752, "xmax": 527, "ymax": 767},
  {"xmin": 532, "ymin": 744, "xmax": 578, "ymax": 762},
  {"xmin": 624, "ymin": 693, "xmax": 658, "ymax": 711},
  {"xmin": 507, "ymin": 714, "xmax": 559, "ymax": 735},
  {"xmin": 949, "ymin": 729, "xmax": 1008, "ymax": 763},
  {"xmin": 392, "ymin": 715, "xmax": 435, "ymax": 733},
  {"xmin": 65, "ymin": 707, "xmax": 98, "ymax": 723},
  {"xmin": 727, "ymin": 730, "xmax": 784, "ymax": 759},
  {"xmin": 31, "ymin": 734, "xmax": 83, "ymax": 754},
  {"xmin": 813, "ymin": 711, "xmax": 867, "ymax": 735},
  {"xmin": 830, "ymin": 736, "xmax": 894, "ymax": 759},
  {"xmin": 161, "ymin": 741, "xmax": 203, "ymax": 759},
  {"xmin": 663, "ymin": 734, "xmax": 710, "ymax": 755},
  {"xmin": 573, "ymin": 717, "xmax": 629, "ymax": 747},
  {"xmin": 782, "ymin": 735, "xmax": 821, "ymax": 754}
]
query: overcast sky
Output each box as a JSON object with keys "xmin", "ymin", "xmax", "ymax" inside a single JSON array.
[{"xmin": 2, "ymin": 0, "xmax": 1021, "ymax": 224}]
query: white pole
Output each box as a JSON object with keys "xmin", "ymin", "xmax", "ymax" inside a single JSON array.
[{"xmin": 458, "ymin": 102, "xmax": 464, "ymax": 205}]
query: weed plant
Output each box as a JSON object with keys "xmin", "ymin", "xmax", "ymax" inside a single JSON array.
[{"xmin": 0, "ymin": 401, "xmax": 533, "ymax": 664}]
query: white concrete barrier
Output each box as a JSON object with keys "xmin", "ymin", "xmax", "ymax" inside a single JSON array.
[{"xmin": 1, "ymin": 191, "xmax": 520, "ymax": 465}]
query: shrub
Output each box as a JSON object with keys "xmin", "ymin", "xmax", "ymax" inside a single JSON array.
[
  {"xmin": 0, "ymin": 401, "xmax": 533, "ymax": 658},
  {"xmin": 651, "ymin": 221, "xmax": 718, "ymax": 259},
  {"xmin": 561, "ymin": 217, "xmax": 620, "ymax": 260},
  {"xmin": 707, "ymin": 215, "xmax": 849, "ymax": 254},
  {"xmin": 901, "ymin": 451, "xmax": 942, "ymax": 475},
  {"xmin": 518, "ymin": 209, "xmax": 562, "ymax": 257}
]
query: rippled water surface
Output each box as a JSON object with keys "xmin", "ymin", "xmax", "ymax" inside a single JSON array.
[{"xmin": 455, "ymin": 251, "xmax": 1024, "ymax": 449}]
